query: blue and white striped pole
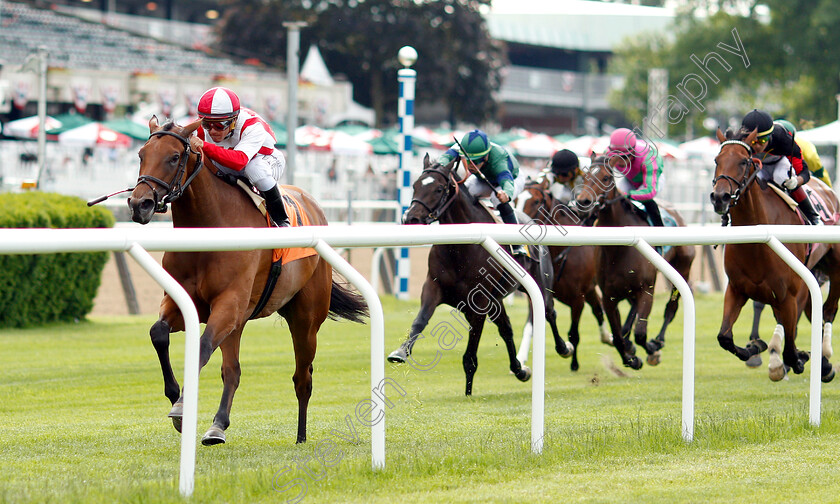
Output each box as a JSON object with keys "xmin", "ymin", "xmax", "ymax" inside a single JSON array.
[{"xmin": 396, "ymin": 46, "xmax": 417, "ymax": 301}]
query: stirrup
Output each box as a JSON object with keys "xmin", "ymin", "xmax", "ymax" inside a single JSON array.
[{"xmin": 510, "ymin": 244, "xmax": 528, "ymax": 257}]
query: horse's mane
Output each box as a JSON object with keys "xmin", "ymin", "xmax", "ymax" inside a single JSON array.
[
  {"xmin": 724, "ymin": 128, "xmax": 752, "ymax": 142},
  {"xmin": 591, "ymin": 154, "xmax": 610, "ymax": 166}
]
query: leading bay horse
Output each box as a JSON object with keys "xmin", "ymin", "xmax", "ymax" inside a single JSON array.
[
  {"xmin": 387, "ymin": 154, "xmax": 570, "ymax": 395},
  {"xmin": 574, "ymin": 154, "xmax": 695, "ymax": 370},
  {"xmin": 515, "ymin": 179, "xmax": 614, "ymax": 371},
  {"xmin": 128, "ymin": 118, "xmax": 368, "ymax": 445},
  {"xmin": 710, "ymin": 128, "xmax": 839, "ymax": 381}
]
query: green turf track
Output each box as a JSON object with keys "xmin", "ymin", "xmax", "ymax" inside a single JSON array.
[{"xmin": 3, "ymin": 293, "xmax": 840, "ymax": 503}]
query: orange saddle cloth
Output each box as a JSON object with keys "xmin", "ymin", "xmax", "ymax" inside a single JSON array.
[
  {"xmin": 237, "ymin": 180, "xmax": 317, "ymax": 264},
  {"xmin": 269, "ymin": 187, "xmax": 318, "ymax": 264}
]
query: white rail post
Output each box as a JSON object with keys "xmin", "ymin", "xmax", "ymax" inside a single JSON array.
[
  {"xmin": 766, "ymin": 236, "xmax": 824, "ymax": 426},
  {"xmin": 313, "ymin": 240, "xmax": 386, "ymax": 469},
  {"xmin": 633, "ymin": 239, "xmax": 696, "ymax": 442},
  {"xmin": 480, "ymin": 237, "xmax": 546, "ymax": 454},
  {"xmin": 126, "ymin": 243, "xmax": 200, "ymax": 497}
]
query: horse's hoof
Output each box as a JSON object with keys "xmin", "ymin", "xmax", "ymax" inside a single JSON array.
[
  {"xmin": 168, "ymin": 402, "xmax": 183, "ymax": 433},
  {"xmin": 792, "ymin": 359, "xmax": 805, "ymax": 375},
  {"xmin": 624, "ymin": 356, "xmax": 643, "ymax": 370},
  {"xmin": 515, "ymin": 366, "xmax": 532, "ymax": 382},
  {"xmin": 201, "ymin": 427, "xmax": 226, "ymax": 446},
  {"xmin": 600, "ymin": 323, "xmax": 614, "ymax": 346},
  {"xmin": 556, "ymin": 342, "xmax": 574, "ymax": 358},
  {"xmin": 768, "ymin": 347, "xmax": 786, "ymax": 381},
  {"xmin": 646, "ymin": 350, "xmax": 661, "ymax": 366},
  {"xmin": 747, "ymin": 338, "xmax": 768, "ymax": 354},
  {"xmin": 745, "ymin": 354, "xmax": 763, "ymax": 368},
  {"xmin": 768, "ymin": 365, "xmax": 787, "ymax": 382},
  {"xmin": 822, "ymin": 367, "xmax": 836, "ymax": 383},
  {"xmin": 387, "ymin": 347, "xmax": 407, "ymax": 364}
]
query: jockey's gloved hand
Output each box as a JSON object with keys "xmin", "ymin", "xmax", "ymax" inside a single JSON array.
[{"xmin": 783, "ymin": 176, "xmax": 798, "ymax": 190}]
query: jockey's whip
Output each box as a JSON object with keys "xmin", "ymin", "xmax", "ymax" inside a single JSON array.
[{"xmin": 87, "ymin": 186, "xmax": 135, "ymax": 207}]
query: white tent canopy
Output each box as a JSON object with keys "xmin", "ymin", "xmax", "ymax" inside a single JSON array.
[{"xmin": 797, "ymin": 120, "xmax": 840, "ymax": 146}]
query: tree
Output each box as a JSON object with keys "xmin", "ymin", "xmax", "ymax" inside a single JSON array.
[
  {"xmin": 610, "ymin": 1, "xmax": 840, "ymax": 136},
  {"xmin": 214, "ymin": 0, "xmax": 504, "ymax": 127}
]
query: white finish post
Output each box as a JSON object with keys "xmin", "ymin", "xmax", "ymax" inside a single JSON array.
[
  {"xmin": 126, "ymin": 243, "xmax": 200, "ymax": 497},
  {"xmin": 396, "ymin": 46, "xmax": 417, "ymax": 300},
  {"xmin": 480, "ymin": 237, "xmax": 546, "ymax": 454},
  {"xmin": 31, "ymin": 46, "xmax": 47, "ymax": 188},
  {"xmin": 766, "ymin": 236, "xmax": 824, "ymax": 426},
  {"xmin": 633, "ymin": 240, "xmax": 696, "ymax": 442},
  {"xmin": 283, "ymin": 21, "xmax": 307, "ymax": 185},
  {"xmin": 313, "ymin": 240, "xmax": 386, "ymax": 469}
]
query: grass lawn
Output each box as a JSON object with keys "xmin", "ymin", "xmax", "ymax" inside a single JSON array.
[{"xmin": 3, "ymin": 292, "xmax": 840, "ymax": 503}]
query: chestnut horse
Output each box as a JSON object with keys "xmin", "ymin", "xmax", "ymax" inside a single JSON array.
[
  {"xmin": 710, "ymin": 128, "xmax": 839, "ymax": 381},
  {"xmin": 387, "ymin": 154, "xmax": 570, "ymax": 395},
  {"xmin": 574, "ymin": 154, "xmax": 695, "ymax": 370},
  {"xmin": 128, "ymin": 118, "xmax": 368, "ymax": 445},
  {"xmin": 515, "ymin": 179, "xmax": 614, "ymax": 371}
]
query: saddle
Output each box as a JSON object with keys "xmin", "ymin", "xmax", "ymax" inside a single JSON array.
[
  {"xmin": 626, "ymin": 198, "xmax": 676, "ymax": 255},
  {"xmin": 235, "ymin": 180, "xmax": 317, "ymax": 264},
  {"xmin": 767, "ymin": 182, "xmax": 838, "ymax": 225},
  {"xmin": 476, "ymin": 198, "xmax": 534, "ymax": 260}
]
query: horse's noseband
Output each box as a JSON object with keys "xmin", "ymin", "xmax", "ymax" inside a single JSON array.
[
  {"xmin": 136, "ymin": 130, "xmax": 203, "ymax": 213},
  {"xmin": 409, "ymin": 168, "xmax": 459, "ymax": 223},
  {"xmin": 712, "ymin": 140, "xmax": 762, "ymax": 208}
]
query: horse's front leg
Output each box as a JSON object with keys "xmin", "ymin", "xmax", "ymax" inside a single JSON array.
[
  {"xmin": 632, "ymin": 286, "xmax": 659, "ymax": 366},
  {"xmin": 772, "ymin": 297, "xmax": 808, "ymax": 377},
  {"xmin": 387, "ymin": 278, "xmax": 442, "ymax": 363},
  {"xmin": 196, "ymin": 299, "xmax": 249, "ymax": 445},
  {"xmin": 716, "ymin": 286, "xmax": 752, "ymax": 361},
  {"xmin": 462, "ymin": 310, "xmax": 489, "ymax": 396},
  {"xmin": 745, "ymin": 300, "xmax": 767, "ymax": 368},
  {"xmin": 566, "ymin": 297, "xmax": 584, "ymax": 371},
  {"xmin": 650, "ymin": 287, "xmax": 682, "ymax": 355},
  {"xmin": 584, "ymin": 286, "xmax": 612, "ymax": 346},
  {"xmin": 202, "ymin": 330, "xmax": 244, "ymax": 446},
  {"xmin": 149, "ymin": 295, "xmax": 186, "ymax": 431},
  {"xmin": 603, "ymin": 293, "xmax": 641, "ymax": 370}
]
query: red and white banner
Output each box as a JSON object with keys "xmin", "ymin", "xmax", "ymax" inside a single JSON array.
[
  {"xmin": 13, "ymin": 82, "xmax": 29, "ymax": 110},
  {"xmin": 72, "ymin": 83, "xmax": 90, "ymax": 113}
]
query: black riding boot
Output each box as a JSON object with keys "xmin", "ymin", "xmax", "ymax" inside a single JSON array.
[
  {"xmin": 498, "ymin": 202, "xmax": 527, "ymax": 257},
  {"xmin": 797, "ymin": 195, "xmax": 823, "ymax": 225},
  {"xmin": 641, "ymin": 199, "xmax": 665, "ymax": 227},
  {"xmin": 261, "ymin": 186, "xmax": 290, "ymax": 227}
]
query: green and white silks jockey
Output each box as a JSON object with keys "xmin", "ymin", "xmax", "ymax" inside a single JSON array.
[{"xmin": 438, "ymin": 129, "xmax": 528, "ymax": 257}]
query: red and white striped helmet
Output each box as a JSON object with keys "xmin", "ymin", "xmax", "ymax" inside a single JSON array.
[{"xmin": 197, "ymin": 87, "xmax": 240, "ymax": 121}]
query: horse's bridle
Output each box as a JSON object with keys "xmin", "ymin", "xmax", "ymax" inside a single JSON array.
[
  {"xmin": 135, "ymin": 130, "xmax": 203, "ymax": 213},
  {"xmin": 523, "ymin": 183, "xmax": 554, "ymax": 219},
  {"xmin": 408, "ymin": 165, "xmax": 464, "ymax": 223},
  {"xmin": 581, "ymin": 158, "xmax": 625, "ymax": 217},
  {"xmin": 711, "ymin": 139, "xmax": 763, "ymax": 209}
]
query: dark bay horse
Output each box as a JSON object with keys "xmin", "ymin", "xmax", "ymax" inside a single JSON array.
[
  {"xmin": 128, "ymin": 118, "xmax": 368, "ymax": 444},
  {"xmin": 710, "ymin": 128, "xmax": 839, "ymax": 381},
  {"xmin": 574, "ymin": 154, "xmax": 695, "ymax": 370},
  {"xmin": 515, "ymin": 179, "xmax": 613, "ymax": 371},
  {"xmin": 387, "ymin": 154, "xmax": 569, "ymax": 395}
]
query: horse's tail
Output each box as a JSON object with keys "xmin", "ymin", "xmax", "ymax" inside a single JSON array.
[{"xmin": 328, "ymin": 278, "xmax": 369, "ymax": 323}]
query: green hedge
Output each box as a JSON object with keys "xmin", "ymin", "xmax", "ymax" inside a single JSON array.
[{"xmin": 0, "ymin": 192, "xmax": 115, "ymax": 327}]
